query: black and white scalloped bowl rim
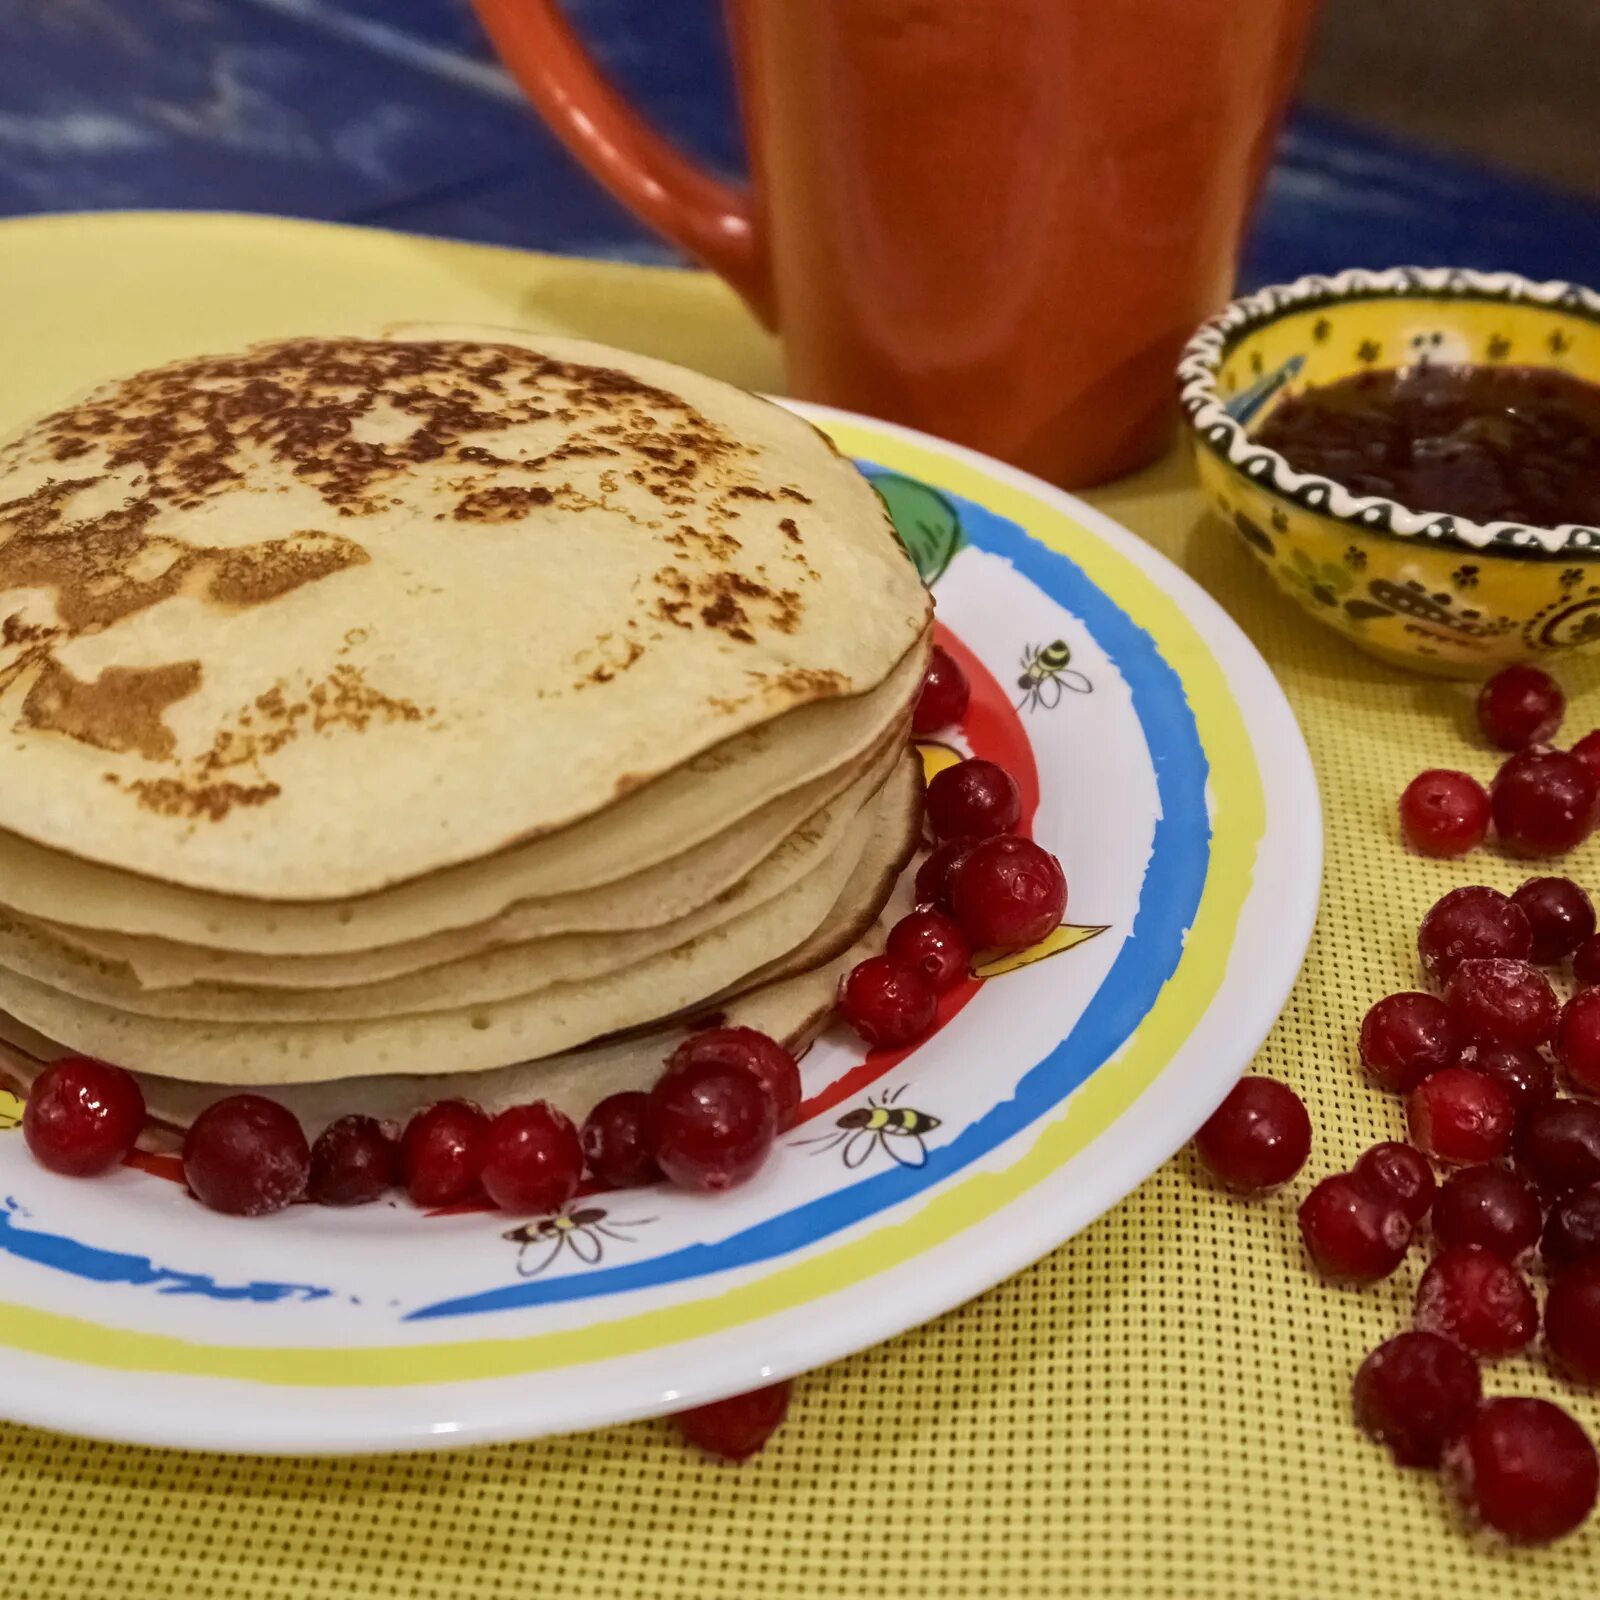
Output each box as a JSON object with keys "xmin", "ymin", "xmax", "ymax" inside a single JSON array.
[{"xmin": 1176, "ymin": 266, "xmax": 1600, "ymax": 557}]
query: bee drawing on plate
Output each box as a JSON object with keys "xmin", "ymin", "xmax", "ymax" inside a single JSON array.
[
  {"xmin": 795, "ymin": 1084, "xmax": 941, "ymax": 1170},
  {"xmin": 503, "ymin": 1205, "xmax": 653, "ymax": 1278},
  {"xmin": 1016, "ymin": 639, "xmax": 1092, "ymax": 712}
]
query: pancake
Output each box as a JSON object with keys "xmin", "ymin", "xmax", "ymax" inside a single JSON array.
[
  {"xmin": 0, "ymin": 332, "xmax": 929, "ymax": 898},
  {"xmin": 0, "ymin": 753, "xmax": 922, "ymax": 1084},
  {"xmin": 0, "ymin": 636, "xmax": 926, "ymax": 955}
]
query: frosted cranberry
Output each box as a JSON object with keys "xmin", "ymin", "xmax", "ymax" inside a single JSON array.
[
  {"xmin": 650, "ymin": 1057, "xmax": 776, "ymax": 1192},
  {"xmin": 1193, "ymin": 1076, "xmax": 1311, "ymax": 1192},
  {"xmin": 1353, "ymin": 1331, "xmax": 1482, "ymax": 1467},
  {"xmin": 581, "ymin": 1092, "xmax": 660, "ymax": 1187},
  {"xmin": 1512, "ymin": 876, "xmax": 1596, "ymax": 963},
  {"xmin": 1415, "ymin": 1244, "xmax": 1538, "ymax": 1357},
  {"xmin": 1434, "ymin": 1165, "xmax": 1543, "ymax": 1261},
  {"xmin": 1358, "ymin": 992, "xmax": 1460, "ymax": 1093},
  {"xmin": 665, "ymin": 1028, "xmax": 801, "ymax": 1130},
  {"xmin": 183, "ymin": 1095, "xmax": 309, "ymax": 1217},
  {"xmin": 887, "ymin": 909, "xmax": 971, "ymax": 994},
  {"xmin": 480, "ymin": 1102, "xmax": 583, "ymax": 1214},
  {"xmin": 1492, "ymin": 748, "xmax": 1596, "ymax": 857},
  {"xmin": 674, "ymin": 1380, "xmax": 792, "ymax": 1461},
  {"xmin": 1353, "ymin": 1141, "xmax": 1436, "ymax": 1223},
  {"xmin": 1456, "ymin": 1042, "xmax": 1555, "ymax": 1116},
  {"xmin": 1447, "ymin": 1397, "xmax": 1599, "ymax": 1545},
  {"xmin": 1477, "ymin": 664, "xmax": 1565, "ymax": 751},
  {"xmin": 913, "ymin": 839, "xmax": 975, "ymax": 910},
  {"xmin": 1543, "ymin": 1183, "xmax": 1600, "ymax": 1269},
  {"xmin": 1399, "ymin": 769, "xmax": 1490, "ymax": 856},
  {"xmin": 1545, "ymin": 1263, "xmax": 1600, "ymax": 1387},
  {"xmin": 925, "ymin": 759, "xmax": 1021, "ymax": 842},
  {"xmin": 22, "ymin": 1056, "xmax": 145, "ymax": 1177},
  {"xmin": 1575, "ymin": 934, "xmax": 1600, "ymax": 988},
  {"xmin": 1572, "ymin": 728, "xmax": 1600, "ymax": 787},
  {"xmin": 838, "ymin": 956, "xmax": 938, "ymax": 1049},
  {"xmin": 1558, "ymin": 987, "xmax": 1600, "ymax": 1097},
  {"xmin": 1443, "ymin": 958, "xmax": 1557, "ymax": 1049},
  {"xmin": 950, "ymin": 834, "xmax": 1067, "ymax": 951},
  {"xmin": 1407, "ymin": 1067, "xmax": 1516, "ymax": 1164},
  {"xmin": 308, "ymin": 1115, "xmax": 399, "ymax": 1206},
  {"xmin": 1514, "ymin": 1097, "xmax": 1600, "ymax": 1200},
  {"xmin": 1417, "ymin": 886, "xmax": 1532, "ymax": 982},
  {"xmin": 401, "ymin": 1100, "xmax": 487, "ymax": 1207},
  {"xmin": 1298, "ymin": 1173, "xmax": 1413, "ymax": 1282},
  {"xmin": 911, "ymin": 644, "xmax": 970, "ymax": 734}
]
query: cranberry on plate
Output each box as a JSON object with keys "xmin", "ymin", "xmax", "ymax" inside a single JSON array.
[
  {"xmin": 1446, "ymin": 1397, "xmax": 1598, "ymax": 1545},
  {"xmin": 838, "ymin": 955, "xmax": 938, "ymax": 1049},
  {"xmin": 1557, "ymin": 986, "xmax": 1600, "ymax": 1097},
  {"xmin": 1416, "ymin": 886, "xmax": 1532, "ymax": 983},
  {"xmin": 949, "ymin": 834, "xmax": 1067, "ymax": 951},
  {"xmin": 1358, "ymin": 992, "xmax": 1460, "ymax": 1094},
  {"xmin": 1414, "ymin": 1244, "xmax": 1538, "ymax": 1358},
  {"xmin": 581, "ymin": 1092, "xmax": 661, "ymax": 1188},
  {"xmin": 1193, "ymin": 1076, "xmax": 1311, "ymax": 1193},
  {"xmin": 664, "ymin": 1028, "xmax": 802, "ymax": 1131},
  {"xmin": 1299, "ymin": 1173, "xmax": 1413, "ymax": 1283},
  {"xmin": 21, "ymin": 1056, "xmax": 144, "ymax": 1177},
  {"xmin": 1455, "ymin": 1041, "xmax": 1554, "ymax": 1116},
  {"xmin": 400, "ymin": 1100, "xmax": 488, "ymax": 1208},
  {"xmin": 1575, "ymin": 933, "xmax": 1600, "ymax": 988},
  {"xmin": 1542, "ymin": 1182, "xmax": 1600, "ymax": 1269},
  {"xmin": 886, "ymin": 909, "xmax": 971, "ymax": 994},
  {"xmin": 674, "ymin": 1380, "xmax": 792, "ymax": 1462},
  {"xmin": 924, "ymin": 758, "xmax": 1021, "ymax": 842},
  {"xmin": 480, "ymin": 1102, "xmax": 584, "ymax": 1214},
  {"xmin": 1432, "ymin": 1164, "xmax": 1542, "ymax": 1261},
  {"xmin": 1399, "ymin": 769, "xmax": 1490, "ymax": 857},
  {"xmin": 1352, "ymin": 1141, "xmax": 1436, "ymax": 1223},
  {"xmin": 1406, "ymin": 1066, "xmax": 1516, "ymax": 1165},
  {"xmin": 1491, "ymin": 747, "xmax": 1596, "ymax": 857},
  {"xmin": 911, "ymin": 644, "xmax": 969, "ymax": 735},
  {"xmin": 308, "ymin": 1114, "xmax": 399, "ymax": 1206},
  {"xmin": 1544, "ymin": 1263, "xmax": 1600, "ymax": 1387},
  {"xmin": 1476, "ymin": 663, "xmax": 1565, "ymax": 752},
  {"xmin": 1353, "ymin": 1330, "xmax": 1482, "ymax": 1468},
  {"xmin": 650, "ymin": 1056, "xmax": 776, "ymax": 1193},
  {"xmin": 1512, "ymin": 875, "xmax": 1596, "ymax": 964},
  {"xmin": 1572, "ymin": 727, "xmax": 1600, "ymax": 788},
  {"xmin": 183, "ymin": 1094, "xmax": 309, "ymax": 1217},
  {"xmin": 1514, "ymin": 1097, "xmax": 1600, "ymax": 1201},
  {"xmin": 1441, "ymin": 957, "xmax": 1557, "ymax": 1050}
]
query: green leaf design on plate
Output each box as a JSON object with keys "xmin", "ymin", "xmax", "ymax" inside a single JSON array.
[{"xmin": 870, "ymin": 472, "xmax": 965, "ymax": 586}]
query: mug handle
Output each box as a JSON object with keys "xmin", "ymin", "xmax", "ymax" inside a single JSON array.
[{"xmin": 470, "ymin": 0, "xmax": 775, "ymax": 326}]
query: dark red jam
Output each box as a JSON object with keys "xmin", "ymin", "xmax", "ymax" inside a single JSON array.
[{"xmin": 1254, "ymin": 364, "xmax": 1600, "ymax": 528}]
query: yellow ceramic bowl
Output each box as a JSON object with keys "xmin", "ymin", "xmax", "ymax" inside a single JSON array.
[{"xmin": 1177, "ymin": 267, "xmax": 1600, "ymax": 676}]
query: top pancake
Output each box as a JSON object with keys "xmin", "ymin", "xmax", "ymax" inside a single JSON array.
[{"xmin": 0, "ymin": 330, "xmax": 929, "ymax": 899}]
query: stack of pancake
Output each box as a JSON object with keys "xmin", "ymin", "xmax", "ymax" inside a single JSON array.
[{"xmin": 0, "ymin": 327, "xmax": 930, "ymax": 1136}]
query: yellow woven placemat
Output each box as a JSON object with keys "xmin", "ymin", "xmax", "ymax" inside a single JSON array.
[{"xmin": 1, "ymin": 214, "xmax": 1597, "ymax": 1599}]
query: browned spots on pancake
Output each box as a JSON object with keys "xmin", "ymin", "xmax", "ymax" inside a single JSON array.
[
  {"xmin": 726, "ymin": 485, "xmax": 772, "ymax": 502},
  {"xmin": 22, "ymin": 658, "xmax": 202, "ymax": 760},
  {"xmin": 778, "ymin": 517, "xmax": 801, "ymax": 544},
  {"xmin": 778, "ymin": 486, "xmax": 812, "ymax": 504},
  {"xmin": 581, "ymin": 637, "xmax": 645, "ymax": 688},
  {"xmin": 453, "ymin": 483, "xmax": 554, "ymax": 522},
  {"xmin": 115, "ymin": 774, "xmax": 282, "ymax": 822},
  {"xmin": 770, "ymin": 666, "xmax": 847, "ymax": 697}
]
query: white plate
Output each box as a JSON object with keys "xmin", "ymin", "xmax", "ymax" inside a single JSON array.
[{"xmin": 0, "ymin": 402, "xmax": 1319, "ymax": 1454}]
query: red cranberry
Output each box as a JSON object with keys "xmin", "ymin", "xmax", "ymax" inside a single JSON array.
[
  {"xmin": 1353, "ymin": 1141, "xmax": 1436, "ymax": 1223},
  {"xmin": 1543, "ymin": 1183, "xmax": 1600, "ymax": 1269},
  {"xmin": 400, "ymin": 1100, "xmax": 487, "ymax": 1207},
  {"xmin": 1446, "ymin": 1397, "xmax": 1599, "ymax": 1545},
  {"xmin": 1193, "ymin": 1076, "xmax": 1311, "ymax": 1193},
  {"xmin": 1443, "ymin": 958, "xmax": 1557, "ymax": 1049},
  {"xmin": 308, "ymin": 1115, "xmax": 399, "ymax": 1206},
  {"xmin": 1417, "ymin": 886, "xmax": 1532, "ymax": 982},
  {"xmin": 1559, "ymin": 987, "xmax": 1600, "ymax": 1097},
  {"xmin": 1477, "ymin": 664, "xmax": 1565, "ymax": 751},
  {"xmin": 1492, "ymin": 748, "xmax": 1596, "ymax": 857},
  {"xmin": 886, "ymin": 909, "xmax": 971, "ymax": 993},
  {"xmin": 1406, "ymin": 1067, "xmax": 1516, "ymax": 1164},
  {"xmin": 913, "ymin": 840, "xmax": 975, "ymax": 911},
  {"xmin": 21, "ymin": 1056, "xmax": 145, "ymax": 1177},
  {"xmin": 1575, "ymin": 934, "xmax": 1600, "ymax": 988},
  {"xmin": 1353, "ymin": 1331, "xmax": 1482, "ymax": 1468},
  {"xmin": 1512, "ymin": 876, "xmax": 1596, "ymax": 963},
  {"xmin": 838, "ymin": 956, "xmax": 938, "ymax": 1049},
  {"xmin": 581, "ymin": 1092, "xmax": 661, "ymax": 1187},
  {"xmin": 1456, "ymin": 1042, "xmax": 1555, "ymax": 1116},
  {"xmin": 925, "ymin": 758, "xmax": 1021, "ymax": 842},
  {"xmin": 1415, "ymin": 1244, "xmax": 1538, "ymax": 1357},
  {"xmin": 1514, "ymin": 1097, "xmax": 1600, "ymax": 1200},
  {"xmin": 1359, "ymin": 992, "xmax": 1460, "ymax": 1093},
  {"xmin": 1399, "ymin": 769, "xmax": 1490, "ymax": 857},
  {"xmin": 480, "ymin": 1102, "xmax": 583, "ymax": 1214},
  {"xmin": 674, "ymin": 1380, "xmax": 792, "ymax": 1461},
  {"xmin": 1298, "ymin": 1173, "xmax": 1413, "ymax": 1282},
  {"xmin": 1572, "ymin": 728, "xmax": 1600, "ymax": 787},
  {"xmin": 1545, "ymin": 1263, "xmax": 1600, "ymax": 1387},
  {"xmin": 1433, "ymin": 1165, "xmax": 1543, "ymax": 1261},
  {"xmin": 664, "ymin": 1028, "xmax": 801, "ymax": 1130},
  {"xmin": 911, "ymin": 645, "xmax": 970, "ymax": 734},
  {"xmin": 650, "ymin": 1058, "xmax": 776, "ymax": 1193},
  {"xmin": 949, "ymin": 834, "xmax": 1067, "ymax": 951},
  {"xmin": 182, "ymin": 1095, "xmax": 309, "ymax": 1217}
]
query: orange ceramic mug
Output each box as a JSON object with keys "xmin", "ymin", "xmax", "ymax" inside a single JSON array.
[{"xmin": 471, "ymin": 0, "xmax": 1317, "ymax": 487}]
